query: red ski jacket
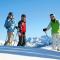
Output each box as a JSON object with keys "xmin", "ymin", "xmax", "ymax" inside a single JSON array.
[
  {"xmin": 18, "ymin": 21, "xmax": 26, "ymax": 33},
  {"xmin": 21, "ymin": 22, "xmax": 26, "ymax": 33}
]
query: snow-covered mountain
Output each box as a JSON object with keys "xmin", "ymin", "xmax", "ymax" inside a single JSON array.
[
  {"xmin": 26, "ymin": 35, "xmax": 52, "ymax": 47},
  {"xmin": 0, "ymin": 35, "xmax": 52, "ymax": 47}
]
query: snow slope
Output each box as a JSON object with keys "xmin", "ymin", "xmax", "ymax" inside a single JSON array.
[
  {"xmin": 0, "ymin": 53, "xmax": 56, "ymax": 60},
  {"xmin": 0, "ymin": 46, "xmax": 60, "ymax": 60},
  {"xmin": 0, "ymin": 35, "xmax": 60, "ymax": 60}
]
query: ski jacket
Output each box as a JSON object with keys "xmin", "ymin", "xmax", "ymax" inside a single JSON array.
[
  {"xmin": 47, "ymin": 20, "xmax": 60, "ymax": 34},
  {"xmin": 4, "ymin": 19, "xmax": 15, "ymax": 32},
  {"xmin": 18, "ymin": 20, "xmax": 26, "ymax": 33}
]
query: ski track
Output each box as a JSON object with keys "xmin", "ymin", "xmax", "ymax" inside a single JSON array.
[{"xmin": 0, "ymin": 46, "xmax": 60, "ymax": 59}]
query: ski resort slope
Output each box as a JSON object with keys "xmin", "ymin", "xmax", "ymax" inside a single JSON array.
[
  {"xmin": 0, "ymin": 53, "xmax": 56, "ymax": 60},
  {"xmin": 0, "ymin": 35, "xmax": 59, "ymax": 60},
  {"xmin": 0, "ymin": 46, "xmax": 60, "ymax": 60}
]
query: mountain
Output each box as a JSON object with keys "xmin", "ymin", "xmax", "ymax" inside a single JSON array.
[
  {"xmin": 26, "ymin": 35, "xmax": 52, "ymax": 47},
  {"xmin": 0, "ymin": 35, "xmax": 52, "ymax": 47}
]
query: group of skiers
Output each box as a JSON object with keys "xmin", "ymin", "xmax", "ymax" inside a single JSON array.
[
  {"xmin": 4, "ymin": 12, "xmax": 26, "ymax": 46},
  {"xmin": 3, "ymin": 12, "xmax": 60, "ymax": 51}
]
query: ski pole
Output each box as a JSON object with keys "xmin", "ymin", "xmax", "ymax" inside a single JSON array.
[
  {"xmin": 13, "ymin": 26, "xmax": 19, "ymax": 46},
  {"xmin": 44, "ymin": 31, "xmax": 48, "ymax": 37},
  {"xmin": 13, "ymin": 29, "xmax": 18, "ymax": 46}
]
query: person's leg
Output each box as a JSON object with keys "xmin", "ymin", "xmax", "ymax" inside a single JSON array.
[
  {"xmin": 56, "ymin": 34, "xmax": 60, "ymax": 51},
  {"xmin": 52, "ymin": 34, "xmax": 57, "ymax": 50},
  {"xmin": 9, "ymin": 32, "xmax": 14, "ymax": 45},
  {"xmin": 4, "ymin": 32, "xmax": 10, "ymax": 45},
  {"xmin": 17, "ymin": 32, "xmax": 26, "ymax": 46},
  {"xmin": 23, "ymin": 33, "xmax": 26, "ymax": 46},
  {"xmin": 17, "ymin": 36, "xmax": 22, "ymax": 46},
  {"xmin": 7, "ymin": 32, "xmax": 11, "ymax": 42},
  {"xmin": 6, "ymin": 32, "xmax": 14, "ymax": 46},
  {"xmin": 4, "ymin": 32, "xmax": 11, "ymax": 45},
  {"xmin": 20, "ymin": 33, "xmax": 26, "ymax": 46}
]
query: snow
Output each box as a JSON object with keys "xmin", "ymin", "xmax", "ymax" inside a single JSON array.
[
  {"xmin": 0, "ymin": 46, "xmax": 60, "ymax": 60},
  {"xmin": 0, "ymin": 35, "xmax": 60, "ymax": 60},
  {"xmin": 41, "ymin": 35, "xmax": 52, "ymax": 45},
  {"xmin": 0, "ymin": 53, "xmax": 56, "ymax": 60},
  {"xmin": 26, "ymin": 35, "xmax": 52, "ymax": 47},
  {"xmin": 0, "ymin": 40, "xmax": 5, "ymax": 46}
]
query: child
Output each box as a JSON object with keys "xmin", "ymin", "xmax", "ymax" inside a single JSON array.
[
  {"xmin": 4, "ymin": 12, "xmax": 16, "ymax": 46},
  {"xmin": 43, "ymin": 14, "xmax": 60, "ymax": 51},
  {"xmin": 17, "ymin": 14, "xmax": 26, "ymax": 46}
]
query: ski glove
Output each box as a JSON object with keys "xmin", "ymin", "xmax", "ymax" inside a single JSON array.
[
  {"xmin": 15, "ymin": 26, "xmax": 18, "ymax": 29},
  {"xmin": 43, "ymin": 28, "xmax": 47, "ymax": 31}
]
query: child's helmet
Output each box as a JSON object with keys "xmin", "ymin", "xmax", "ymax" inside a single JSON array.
[
  {"xmin": 8, "ymin": 12, "xmax": 13, "ymax": 16},
  {"xmin": 21, "ymin": 14, "xmax": 26, "ymax": 17}
]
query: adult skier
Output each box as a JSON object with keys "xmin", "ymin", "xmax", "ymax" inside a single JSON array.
[
  {"xmin": 4, "ymin": 12, "xmax": 16, "ymax": 46},
  {"xmin": 43, "ymin": 14, "xmax": 60, "ymax": 51}
]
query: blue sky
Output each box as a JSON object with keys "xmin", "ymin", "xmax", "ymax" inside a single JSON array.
[{"xmin": 0, "ymin": 0, "xmax": 60, "ymax": 40}]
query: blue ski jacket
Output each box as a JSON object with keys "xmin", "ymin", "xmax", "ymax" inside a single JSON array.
[{"xmin": 4, "ymin": 19, "xmax": 16, "ymax": 32}]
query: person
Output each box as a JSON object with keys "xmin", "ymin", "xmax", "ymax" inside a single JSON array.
[
  {"xmin": 43, "ymin": 14, "xmax": 60, "ymax": 51},
  {"xmin": 4, "ymin": 12, "xmax": 16, "ymax": 46},
  {"xmin": 17, "ymin": 14, "xmax": 26, "ymax": 46}
]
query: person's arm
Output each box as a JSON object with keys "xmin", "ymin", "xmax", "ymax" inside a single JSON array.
[
  {"xmin": 18, "ymin": 21, "xmax": 21, "ymax": 32},
  {"xmin": 4, "ymin": 19, "xmax": 9, "ymax": 29},
  {"xmin": 11, "ymin": 20, "xmax": 16, "ymax": 30},
  {"xmin": 47, "ymin": 22, "xmax": 51, "ymax": 30},
  {"xmin": 43, "ymin": 22, "xmax": 51, "ymax": 32}
]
